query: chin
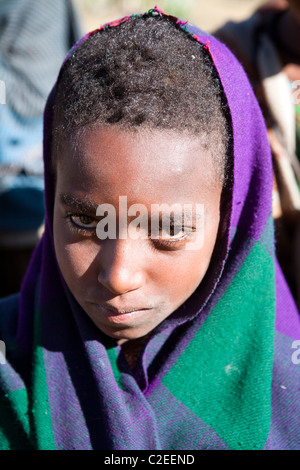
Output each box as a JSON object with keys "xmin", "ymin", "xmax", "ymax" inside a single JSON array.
[{"xmin": 102, "ymin": 325, "xmax": 152, "ymax": 344}]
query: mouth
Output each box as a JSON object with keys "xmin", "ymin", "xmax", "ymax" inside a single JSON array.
[{"xmin": 91, "ymin": 303, "xmax": 153, "ymax": 324}]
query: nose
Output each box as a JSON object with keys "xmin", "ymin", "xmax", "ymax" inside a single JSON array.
[{"xmin": 97, "ymin": 238, "xmax": 145, "ymax": 295}]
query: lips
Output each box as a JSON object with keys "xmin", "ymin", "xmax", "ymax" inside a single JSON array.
[
  {"xmin": 90, "ymin": 302, "xmax": 153, "ymax": 324},
  {"xmin": 100, "ymin": 304, "xmax": 152, "ymax": 315}
]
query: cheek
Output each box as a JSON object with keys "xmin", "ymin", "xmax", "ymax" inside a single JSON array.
[
  {"xmin": 53, "ymin": 211, "xmax": 96, "ymax": 288},
  {"xmin": 167, "ymin": 214, "xmax": 220, "ymax": 302},
  {"xmin": 156, "ymin": 247, "xmax": 214, "ymax": 308},
  {"xmin": 57, "ymin": 243, "xmax": 87, "ymax": 282}
]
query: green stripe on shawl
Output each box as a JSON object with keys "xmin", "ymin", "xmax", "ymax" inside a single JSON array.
[
  {"xmin": 0, "ymin": 285, "xmax": 55, "ymax": 450},
  {"xmin": 162, "ymin": 240, "xmax": 275, "ymax": 450},
  {"xmin": 0, "ymin": 287, "xmax": 57, "ymax": 449},
  {"xmin": 30, "ymin": 287, "xmax": 56, "ymax": 449},
  {"xmin": 0, "ymin": 389, "xmax": 31, "ymax": 449},
  {"xmin": 107, "ymin": 345, "xmax": 124, "ymax": 390}
]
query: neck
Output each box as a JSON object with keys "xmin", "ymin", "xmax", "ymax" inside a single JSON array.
[{"xmin": 120, "ymin": 334, "xmax": 150, "ymax": 370}]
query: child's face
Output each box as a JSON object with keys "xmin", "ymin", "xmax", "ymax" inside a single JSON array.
[{"xmin": 53, "ymin": 126, "xmax": 223, "ymax": 343}]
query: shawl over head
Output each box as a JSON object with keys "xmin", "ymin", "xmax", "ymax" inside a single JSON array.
[{"xmin": 0, "ymin": 8, "xmax": 300, "ymax": 450}]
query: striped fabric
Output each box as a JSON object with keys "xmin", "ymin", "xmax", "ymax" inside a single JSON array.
[
  {"xmin": 0, "ymin": 10, "xmax": 299, "ymax": 450},
  {"xmin": 0, "ymin": 0, "xmax": 81, "ymax": 164},
  {"xmin": 0, "ymin": 0, "xmax": 79, "ymax": 119}
]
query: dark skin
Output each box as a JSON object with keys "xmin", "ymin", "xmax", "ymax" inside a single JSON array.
[{"xmin": 53, "ymin": 126, "xmax": 223, "ymax": 369}]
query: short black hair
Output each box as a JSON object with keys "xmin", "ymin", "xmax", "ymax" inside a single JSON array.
[{"xmin": 52, "ymin": 11, "xmax": 230, "ymax": 182}]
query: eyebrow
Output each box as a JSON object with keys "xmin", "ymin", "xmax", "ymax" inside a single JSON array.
[
  {"xmin": 59, "ymin": 193, "xmax": 98, "ymax": 213},
  {"xmin": 59, "ymin": 193, "xmax": 203, "ymax": 224}
]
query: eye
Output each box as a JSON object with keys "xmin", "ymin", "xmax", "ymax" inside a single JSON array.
[
  {"xmin": 149, "ymin": 219, "xmax": 197, "ymax": 251},
  {"xmin": 69, "ymin": 214, "xmax": 98, "ymax": 229},
  {"xmin": 159, "ymin": 224, "xmax": 188, "ymax": 241}
]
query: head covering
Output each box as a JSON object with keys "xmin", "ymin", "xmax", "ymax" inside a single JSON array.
[{"xmin": 0, "ymin": 8, "xmax": 299, "ymax": 450}]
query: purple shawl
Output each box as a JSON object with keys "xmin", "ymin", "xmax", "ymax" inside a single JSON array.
[{"xmin": 0, "ymin": 8, "xmax": 299, "ymax": 450}]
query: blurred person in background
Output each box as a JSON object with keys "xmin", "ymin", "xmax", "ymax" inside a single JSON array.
[
  {"xmin": 0, "ymin": 0, "xmax": 81, "ymax": 298},
  {"xmin": 215, "ymin": 0, "xmax": 300, "ymax": 311}
]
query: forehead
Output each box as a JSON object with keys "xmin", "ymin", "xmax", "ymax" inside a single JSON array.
[{"xmin": 56, "ymin": 125, "xmax": 222, "ymax": 205}]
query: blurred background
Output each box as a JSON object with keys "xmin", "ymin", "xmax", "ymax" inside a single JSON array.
[{"xmin": 73, "ymin": 0, "xmax": 266, "ymax": 33}]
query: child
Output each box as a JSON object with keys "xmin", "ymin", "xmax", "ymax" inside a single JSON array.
[{"xmin": 0, "ymin": 8, "xmax": 299, "ymax": 450}]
